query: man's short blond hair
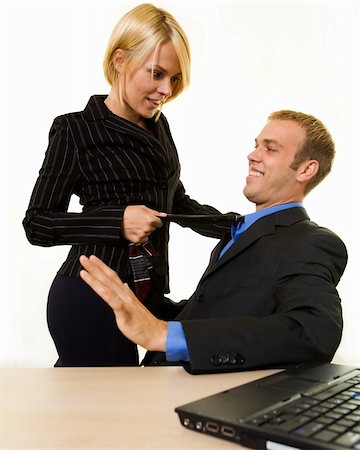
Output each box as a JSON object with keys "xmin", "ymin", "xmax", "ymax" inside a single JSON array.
[{"xmin": 269, "ymin": 110, "xmax": 335, "ymax": 194}]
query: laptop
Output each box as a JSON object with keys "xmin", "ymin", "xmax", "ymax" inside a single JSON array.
[{"xmin": 175, "ymin": 363, "xmax": 360, "ymax": 449}]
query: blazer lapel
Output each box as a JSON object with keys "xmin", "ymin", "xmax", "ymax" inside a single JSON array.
[
  {"xmin": 82, "ymin": 95, "xmax": 172, "ymax": 174},
  {"xmin": 83, "ymin": 95, "xmax": 152, "ymax": 142},
  {"xmin": 200, "ymin": 207, "xmax": 310, "ymax": 280}
]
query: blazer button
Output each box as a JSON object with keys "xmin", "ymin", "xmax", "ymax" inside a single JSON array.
[
  {"xmin": 197, "ymin": 294, "xmax": 204, "ymax": 303},
  {"xmin": 229, "ymin": 355, "xmax": 237, "ymax": 365},
  {"xmin": 210, "ymin": 355, "xmax": 221, "ymax": 366},
  {"xmin": 235, "ymin": 354, "xmax": 245, "ymax": 365},
  {"xmin": 159, "ymin": 180, "xmax": 167, "ymax": 190}
]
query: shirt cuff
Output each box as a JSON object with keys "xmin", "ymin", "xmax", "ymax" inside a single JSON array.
[{"xmin": 166, "ymin": 321, "xmax": 189, "ymax": 362}]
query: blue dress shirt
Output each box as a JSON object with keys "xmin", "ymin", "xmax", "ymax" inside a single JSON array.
[{"xmin": 165, "ymin": 202, "xmax": 303, "ymax": 362}]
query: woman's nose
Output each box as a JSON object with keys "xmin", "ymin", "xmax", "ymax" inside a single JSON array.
[{"xmin": 157, "ymin": 78, "xmax": 172, "ymax": 97}]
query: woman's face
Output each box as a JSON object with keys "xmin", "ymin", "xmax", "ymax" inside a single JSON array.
[{"xmin": 121, "ymin": 41, "xmax": 182, "ymax": 123}]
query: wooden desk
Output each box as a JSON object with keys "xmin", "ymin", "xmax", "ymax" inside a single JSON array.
[{"xmin": 0, "ymin": 367, "xmax": 277, "ymax": 449}]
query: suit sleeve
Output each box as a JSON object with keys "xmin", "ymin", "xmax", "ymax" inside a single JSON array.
[
  {"xmin": 180, "ymin": 230, "xmax": 347, "ymax": 374},
  {"xmin": 23, "ymin": 116, "xmax": 124, "ymax": 247}
]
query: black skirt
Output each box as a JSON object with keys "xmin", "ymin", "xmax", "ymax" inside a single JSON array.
[{"xmin": 47, "ymin": 274, "xmax": 138, "ymax": 367}]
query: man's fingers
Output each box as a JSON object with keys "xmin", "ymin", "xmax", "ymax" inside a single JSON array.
[
  {"xmin": 79, "ymin": 255, "xmax": 122, "ymax": 301},
  {"xmin": 79, "ymin": 255, "xmax": 137, "ymax": 309},
  {"xmin": 80, "ymin": 255, "xmax": 117, "ymax": 284},
  {"xmin": 79, "ymin": 255, "xmax": 166, "ymax": 351},
  {"xmin": 85, "ymin": 254, "xmax": 113, "ymax": 274},
  {"xmin": 79, "ymin": 267, "xmax": 119, "ymax": 311}
]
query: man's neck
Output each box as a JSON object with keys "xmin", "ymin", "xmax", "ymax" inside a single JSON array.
[{"xmin": 255, "ymin": 199, "xmax": 304, "ymax": 212}]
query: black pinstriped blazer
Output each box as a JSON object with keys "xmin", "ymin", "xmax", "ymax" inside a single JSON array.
[{"xmin": 23, "ymin": 95, "xmax": 227, "ymax": 290}]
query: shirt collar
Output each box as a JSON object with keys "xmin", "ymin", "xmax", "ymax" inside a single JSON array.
[{"xmin": 232, "ymin": 202, "xmax": 303, "ymax": 239}]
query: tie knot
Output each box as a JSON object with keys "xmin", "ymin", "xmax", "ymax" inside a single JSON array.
[
  {"xmin": 231, "ymin": 215, "xmax": 245, "ymax": 239},
  {"xmin": 235, "ymin": 215, "xmax": 244, "ymax": 225}
]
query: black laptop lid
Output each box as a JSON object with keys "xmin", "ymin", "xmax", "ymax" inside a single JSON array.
[
  {"xmin": 175, "ymin": 364, "xmax": 359, "ymax": 450},
  {"xmin": 176, "ymin": 364, "xmax": 355, "ymax": 422}
]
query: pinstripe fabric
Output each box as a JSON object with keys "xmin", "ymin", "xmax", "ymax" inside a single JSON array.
[{"xmin": 23, "ymin": 95, "xmax": 227, "ymax": 291}]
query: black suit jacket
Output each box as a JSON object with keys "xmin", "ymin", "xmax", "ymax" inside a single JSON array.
[{"xmin": 144, "ymin": 207, "xmax": 347, "ymax": 374}]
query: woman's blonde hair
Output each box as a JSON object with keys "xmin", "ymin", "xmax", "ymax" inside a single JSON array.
[{"xmin": 103, "ymin": 3, "xmax": 190, "ymax": 117}]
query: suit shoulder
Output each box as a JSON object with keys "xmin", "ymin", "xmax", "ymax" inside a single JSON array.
[
  {"xmin": 301, "ymin": 219, "xmax": 345, "ymax": 242},
  {"xmin": 273, "ymin": 219, "xmax": 348, "ymax": 282},
  {"xmin": 48, "ymin": 110, "xmax": 91, "ymax": 142},
  {"xmin": 293, "ymin": 219, "xmax": 347, "ymax": 257},
  {"xmin": 52, "ymin": 110, "xmax": 85, "ymax": 125},
  {"xmin": 46, "ymin": 112, "xmax": 82, "ymax": 142},
  {"xmin": 51, "ymin": 95, "xmax": 104, "ymax": 127}
]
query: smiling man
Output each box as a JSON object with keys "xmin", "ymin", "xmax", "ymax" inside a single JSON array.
[{"xmin": 80, "ymin": 110, "xmax": 348, "ymax": 374}]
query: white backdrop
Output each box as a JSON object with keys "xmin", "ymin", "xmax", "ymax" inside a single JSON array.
[{"xmin": 1, "ymin": 0, "xmax": 359, "ymax": 367}]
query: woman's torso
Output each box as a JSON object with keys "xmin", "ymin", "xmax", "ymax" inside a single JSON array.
[{"xmin": 24, "ymin": 95, "xmax": 181, "ymax": 285}]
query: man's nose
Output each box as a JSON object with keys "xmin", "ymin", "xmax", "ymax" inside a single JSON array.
[{"xmin": 247, "ymin": 147, "xmax": 261, "ymax": 161}]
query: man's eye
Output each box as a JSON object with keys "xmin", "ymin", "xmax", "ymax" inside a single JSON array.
[{"xmin": 267, "ymin": 147, "xmax": 276, "ymax": 152}]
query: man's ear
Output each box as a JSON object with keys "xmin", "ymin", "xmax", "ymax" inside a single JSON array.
[
  {"xmin": 112, "ymin": 49, "xmax": 125, "ymax": 73},
  {"xmin": 297, "ymin": 160, "xmax": 319, "ymax": 183}
]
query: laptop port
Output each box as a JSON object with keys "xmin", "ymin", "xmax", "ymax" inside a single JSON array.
[
  {"xmin": 206, "ymin": 421, "xmax": 219, "ymax": 433},
  {"xmin": 221, "ymin": 425, "xmax": 235, "ymax": 437}
]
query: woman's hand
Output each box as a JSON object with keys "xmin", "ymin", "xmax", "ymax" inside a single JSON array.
[{"xmin": 122, "ymin": 205, "xmax": 166, "ymax": 244}]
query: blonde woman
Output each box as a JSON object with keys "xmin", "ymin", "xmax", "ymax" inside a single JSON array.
[{"xmin": 23, "ymin": 3, "xmax": 229, "ymax": 366}]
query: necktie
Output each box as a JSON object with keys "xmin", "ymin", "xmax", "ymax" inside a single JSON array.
[
  {"xmin": 128, "ymin": 241, "xmax": 159, "ymax": 303},
  {"xmin": 218, "ymin": 215, "xmax": 245, "ymax": 259},
  {"xmin": 164, "ymin": 212, "xmax": 241, "ymax": 228}
]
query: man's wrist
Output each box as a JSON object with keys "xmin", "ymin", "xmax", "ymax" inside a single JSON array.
[{"xmin": 148, "ymin": 319, "xmax": 168, "ymax": 352}]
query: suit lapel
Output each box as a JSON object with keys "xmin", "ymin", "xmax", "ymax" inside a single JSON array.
[
  {"xmin": 200, "ymin": 207, "xmax": 310, "ymax": 280},
  {"xmin": 82, "ymin": 95, "xmax": 172, "ymax": 174},
  {"xmin": 84, "ymin": 95, "xmax": 160, "ymax": 146}
]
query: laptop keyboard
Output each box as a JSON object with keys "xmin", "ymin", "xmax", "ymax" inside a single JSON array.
[{"xmin": 246, "ymin": 372, "xmax": 360, "ymax": 448}]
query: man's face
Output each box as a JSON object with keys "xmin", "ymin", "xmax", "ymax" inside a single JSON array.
[{"xmin": 243, "ymin": 119, "xmax": 306, "ymax": 210}]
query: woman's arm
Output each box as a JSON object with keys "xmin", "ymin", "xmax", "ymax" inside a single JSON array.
[{"xmin": 23, "ymin": 116, "xmax": 162, "ymax": 246}]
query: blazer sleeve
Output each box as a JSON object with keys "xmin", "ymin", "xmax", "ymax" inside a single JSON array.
[
  {"xmin": 180, "ymin": 230, "xmax": 347, "ymax": 374},
  {"xmin": 23, "ymin": 116, "xmax": 124, "ymax": 247}
]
